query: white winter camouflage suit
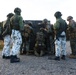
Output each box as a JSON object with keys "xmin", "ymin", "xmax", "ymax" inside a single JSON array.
[
  {"xmin": 54, "ymin": 18, "xmax": 67, "ymax": 57},
  {"xmin": 10, "ymin": 29, "xmax": 22, "ymax": 55},
  {"xmin": 2, "ymin": 35, "xmax": 11, "ymax": 56}
]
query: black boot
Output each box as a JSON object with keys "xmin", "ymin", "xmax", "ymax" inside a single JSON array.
[
  {"xmin": 10, "ymin": 55, "xmax": 20, "ymax": 63},
  {"xmin": 61, "ymin": 55, "xmax": 65, "ymax": 60},
  {"xmin": 2, "ymin": 55, "xmax": 6, "ymax": 59},
  {"xmin": 2, "ymin": 55, "xmax": 10, "ymax": 59},
  {"xmin": 54, "ymin": 56, "xmax": 60, "ymax": 61}
]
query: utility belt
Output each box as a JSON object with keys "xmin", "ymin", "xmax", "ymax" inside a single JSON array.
[
  {"xmin": 11, "ymin": 22, "xmax": 20, "ymax": 30},
  {"xmin": 12, "ymin": 25, "xmax": 20, "ymax": 30}
]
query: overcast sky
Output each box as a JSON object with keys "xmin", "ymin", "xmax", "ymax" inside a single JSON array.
[{"xmin": 0, "ymin": 0, "xmax": 75, "ymax": 24}]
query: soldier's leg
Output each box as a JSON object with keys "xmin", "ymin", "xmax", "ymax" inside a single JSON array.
[
  {"xmin": 61, "ymin": 37, "xmax": 66, "ymax": 60},
  {"xmin": 70, "ymin": 39, "xmax": 74, "ymax": 55},
  {"xmin": 22, "ymin": 36, "xmax": 26, "ymax": 54},
  {"xmin": 2, "ymin": 35, "xmax": 11, "ymax": 59},
  {"xmin": 50, "ymin": 36, "xmax": 55, "ymax": 55},
  {"xmin": 40, "ymin": 46, "xmax": 45, "ymax": 56},
  {"xmin": 26, "ymin": 41, "xmax": 30, "ymax": 55},
  {"xmin": 69, "ymin": 39, "xmax": 76, "ymax": 58},
  {"xmin": 54, "ymin": 39, "xmax": 61, "ymax": 60},
  {"xmin": 70, "ymin": 39, "xmax": 76, "ymax": 55},
  {"xmin": 10, "ymin": 31, "xmax": 22, "ymax": 63},
  {"xmin": 20, "ymin": 37, "xmax": 24, "ymax": 54},
  {"xmin": 34, "ymin": 46, "xmax": 40, "ymax": 56}
]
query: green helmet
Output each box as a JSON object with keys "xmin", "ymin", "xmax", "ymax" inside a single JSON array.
[
  {"xmin": 67, "ymin": 16, "xmax": 73, "ymax": 21},
  {"xmin": 54, "ymin": 11, "xmax": 62, "ymax": 18},
  {"xmin": 14, "ymin": 7, "xmax": 21, "ymax": 13},
  {"xmin": 7, "ymin": 13, "xmax": 14, "ymax": 18}
]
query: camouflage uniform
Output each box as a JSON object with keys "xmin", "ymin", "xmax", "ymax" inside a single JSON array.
[
  {"xmin": 67, "ymin": 16, "xmax": 76, "ymax": 58},
  {"xmin": 23, "ymin": 24, "xmax": 33, "ymax": 55},
  {"xmin": 10, "ymin": 7, "xmax": 24, "ymax": 63},
  {"xmin": 53, "ymin": 11, "xmax": 67, "ymax": 60},
  {"xmin": 46, "ymin": 23, "xmax": 55, "ymax": 55},
  {"xmin": 34, "ymin": 29, "xmax": 46, "ymax": 56},
  {"xmin": 39, "ymin": 19, "xmax": 54, "ymax": 54},
  {"xmin": 2, "ymin": 13, "xmax": 14, "ymax": 59}
]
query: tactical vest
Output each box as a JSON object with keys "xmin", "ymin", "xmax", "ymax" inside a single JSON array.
[
  {"xmin": 36, "ymin": 32, "xmax": 45, "ymax": 43},
  {"xmin": 56, "ymin": 20, "xmax": 67, "ymax": 38},
  {"xmin": 35, "ymin": 31, "xmax": 45, "ymax": 47},
  {"xmin": 11, "ymin": 15, "xmax": 20, "ymax": 30}
]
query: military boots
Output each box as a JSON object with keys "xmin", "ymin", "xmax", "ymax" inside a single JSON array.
[{"xmin": 10, "ymin": 55, "xmax": 20, "ymax": 63}]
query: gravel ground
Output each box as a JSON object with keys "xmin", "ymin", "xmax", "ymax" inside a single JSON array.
[{"xmin": 0, "ymin": 41, "xmax": 76, "ymax": 75}]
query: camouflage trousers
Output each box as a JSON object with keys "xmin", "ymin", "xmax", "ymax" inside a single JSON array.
[
  {"xmin": 55, "ymin": 37, "xmax": 66, "ymax": 57},
  {"xmin": 70, "ymin": 38, "xmax": 76, "ymax": 55},
  {"xmin": 2, "ymin": 35, "xmax": 11, "ymax": 56},
  {"xmin": 49, "ymin": 36, "xmax": 55, "ymax": 54},
  {"xmin": 26, "ymin": 41, "xmax": 30, "ymax": 51},
  {"xmin": 10, "ymin": 29, "xmax": 22, "ymax": 56}
]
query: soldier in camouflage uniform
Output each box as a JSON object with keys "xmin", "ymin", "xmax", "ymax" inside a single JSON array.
[
  {"xmin": 40, "ymin": 19, "xmax": 50, "ymax": 53},
  {"xmin": 10, "ymin": 7, "xmax": 24, "ymax": 63},
  {"xmin": 53, "ymin": 11, "xmax": 67, "ymax": 60},
  {"xmin": 41, "ymin": 19, "xmax": 54, "ymax": 55},
  {"xmin": 67, "ymin": 16, "xmax": 76, "ymax": 58},
  {"xmin": 2, "ymin": 13, "xmax": 14, "ymax": 59},
  {"xmin": 45, "ymin": 23, "xmax": 55, "ymax": 55},
  {"xmin": 34, "ymin": 28, "xmax": 46, "ymax": 56},
  {"xmin": 24, "ymin": 22, "xmax": 34, "ymax": 55}
]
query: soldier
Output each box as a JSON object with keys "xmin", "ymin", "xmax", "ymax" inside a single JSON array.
[
  {"xmin": 20, "ymin": 20, "xmax": 25, "ymax": 54},
  {"xmin": 10, "ymin": 7, "xmax": 24, "ymax": 63},
  {"xmin": 38, "ymin": 19, "xmax": 48, "ymax": 53},
  {"xmin": 27, "ymin": 22, "xmax": 35, "ymax": 54},
  {"xmin": 23, "ymin": 22, "xmax": 33, "ymax": 55},
  {"xmin": 41, "ymin": 19, "xmax": 54, "ymax": 55},
  {"xmin": 2, "ymin": 13, "xmax": 14, "ymax": 59},
  {"xmin": 34, "ymin": 28, "xmax": 46, "ymax": 56},
  {"xmin": 46, "ymin": 23, "xmax": 55, "ymax": 55},
  {"xmin": 53, "ymin": 11, "xmax": 67, "ymax": 60},
  {"xmin": 67, "ymin": 16, "xmax": 76, "ymax": 58}
]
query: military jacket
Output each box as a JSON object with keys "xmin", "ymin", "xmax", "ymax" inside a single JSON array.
[
  {"xmin": 10, "ymin": 14, "xmax": 24, "ymax": 31},
  {"xmin": 68, "ymin": 20, "xmax": 76, "ymax": 38},
  {"xmin": 2, "ymin": 18, "xmax": 11, "ymax": 36},
  {"xmin": 53, "ymin": 18, "xmax": 67, "ymax": 38}
]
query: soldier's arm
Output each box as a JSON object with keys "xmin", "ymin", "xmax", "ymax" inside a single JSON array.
[
  {"xmin": 19, "ymin": 16, "xmax": 24, "ymax": 31},
  {"xmin": 53, "ymin": 21, "xmax": 60, "ymax": 35}
]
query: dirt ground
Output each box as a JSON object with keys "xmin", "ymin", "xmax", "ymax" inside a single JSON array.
[{"xmin": 0, "ymin": 41, "xmax": 76, "ymax": 75}]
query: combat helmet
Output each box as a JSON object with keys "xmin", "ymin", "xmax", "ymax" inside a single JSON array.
[
  {"xmin": 14, "ymin": 7, "xmax": 21, "ymax": 13},
  {"xmin": 54, "ymin": 11, "xmax": 62, "ymax": 18},
  {"xmin": 67, "ymin": 16, "xmax": 73, "ymax": 21},
  {"xmin": 42, "ymin": 18, "xmax": 48, "ymax": 24},
  {"xmin": 7, "ymin": 13, "xmax": 14, "ymax": 18},
  {"xmin": 28, "ymin": 21, "xmax": 33, "ymax": 26}
]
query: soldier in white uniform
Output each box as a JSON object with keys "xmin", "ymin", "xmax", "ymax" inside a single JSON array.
[
  {"xmin": 2, "ymin": 13, "xmax": 14, "ymax": 59},
  {"xmin": 53, "ymin": 11, "xmax": 67, "ymax": 60},
  {"xmin": 10, "ymin": 7, "xmax": 24, "ymax": 63}
]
